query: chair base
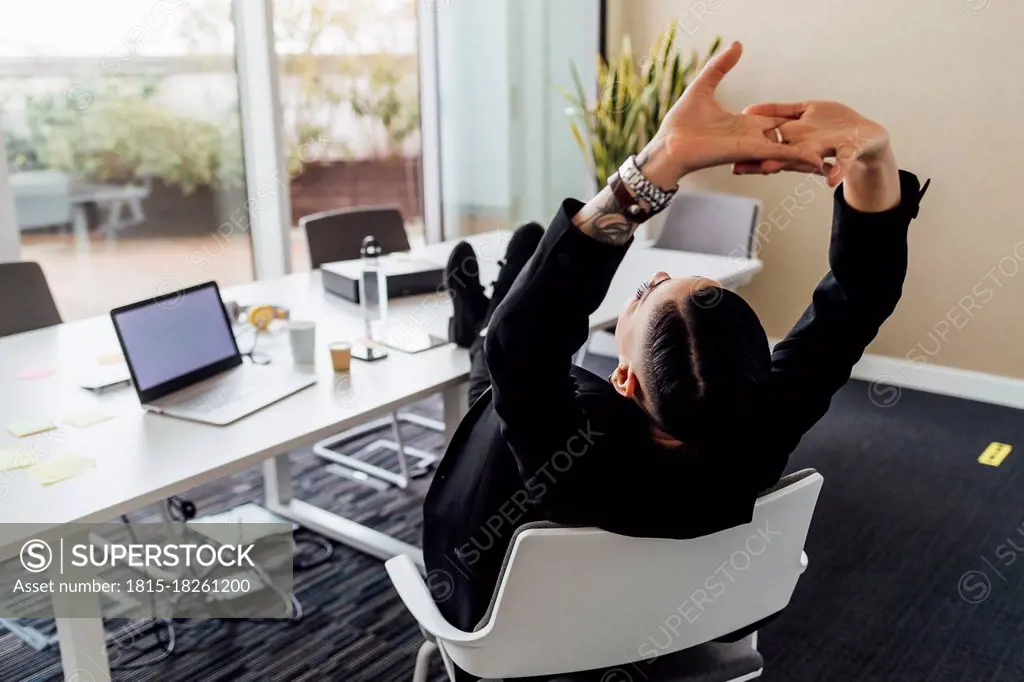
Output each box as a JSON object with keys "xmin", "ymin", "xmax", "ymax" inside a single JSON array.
[
  {"xmin": 0, "ymin": 618, "xmax": 55, "ymax": 651},
  {"xmin": 417, "ymin": 637, "xmax": 763, "ymax": 682},
  {"xmin": 542, "ymin": 640, "xmax": 763, "ymax": 682},
  {"xmin": 314, "ymin": 411, "xmax": 442, "ymax": 490},
  {"xmin": 414, "ymin": 640, "xmax": 439, "ymax": 682}
]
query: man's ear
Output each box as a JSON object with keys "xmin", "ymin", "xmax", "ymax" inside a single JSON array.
[{"xmin": 610, "ymin": 363, "xmax": 638, "ymax": 399}]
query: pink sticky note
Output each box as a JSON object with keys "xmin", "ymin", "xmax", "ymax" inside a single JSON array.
[{"xmin": 16, "ymin": 368, "xmax": 57, "ymax": 381}]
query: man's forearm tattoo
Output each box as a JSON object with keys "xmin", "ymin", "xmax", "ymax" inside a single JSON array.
[
  {"xmin": 572, "ymin": 188, "xmax": 640, "ymax": 246},
  {"xmin": 571, "ymin": 138, "xmax": 664, "ymax": 246}
]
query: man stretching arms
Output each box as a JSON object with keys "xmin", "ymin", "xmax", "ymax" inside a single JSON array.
[{"xmin": 423, "ymin": 42, "xmax": 928, "ymax": 674}]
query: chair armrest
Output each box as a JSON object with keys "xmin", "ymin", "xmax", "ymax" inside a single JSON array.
[{"xmin": 385, "ymin": 555, "xmax": 485, "ymax": 645}]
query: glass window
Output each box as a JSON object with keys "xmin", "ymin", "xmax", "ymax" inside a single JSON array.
[
  {"xmin": 0, "ymin": 0, "xmax": 249, "ymax": 320},
  {"xmin": 433, "ymin": 0, "xmax": 599, "ymax": 239},
  {"xmin": 273, "ymin": 0, "xmax": 424, "ymax": 270}
]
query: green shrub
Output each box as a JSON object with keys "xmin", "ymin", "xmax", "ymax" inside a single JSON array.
[{"xmin": 3, "ymin": 80, "xmax": 244, "ymax": 193}]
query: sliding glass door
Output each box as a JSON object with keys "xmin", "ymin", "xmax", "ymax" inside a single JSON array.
[
  {"xmin": 0, "ymin": 0, "xmax": 250, "ymax": 320},
  {"xmin": 272, "ymin": 0, "xmax": 425, "ymax": 271}
]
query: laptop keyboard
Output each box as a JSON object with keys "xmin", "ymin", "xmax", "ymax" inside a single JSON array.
[{"xmin": 163, "ymin": 372, "xmax": 261, "ymax": 413}]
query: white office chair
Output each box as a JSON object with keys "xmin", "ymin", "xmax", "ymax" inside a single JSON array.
[
  {"xmin": 654, "ymin": 191, "xmax": 763, "ymax": 259},
  {"xmin": 388, "ymin": 469, "xmax": 823, "ymax": 682}
]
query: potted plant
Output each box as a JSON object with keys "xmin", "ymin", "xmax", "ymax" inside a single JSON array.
[{"xmin": 564, "ymin": 23, "xmax": 721, "ymax": 239}]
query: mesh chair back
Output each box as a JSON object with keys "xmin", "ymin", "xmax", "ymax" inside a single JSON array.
[
  {"xmin": 300, "ymin": 206, "xmax": 410, "ymax": 269},
  {"xmin": 0, "ymin": 262, "xmax": 62, "ymax": 337}
]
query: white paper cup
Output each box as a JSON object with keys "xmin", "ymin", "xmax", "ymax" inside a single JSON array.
[{"xmin": 288, "ymin": 321, "xmax": 316, "ymax": 365}]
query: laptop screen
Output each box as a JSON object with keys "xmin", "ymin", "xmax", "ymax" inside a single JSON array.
[{"xmin": 112, "ymin": 283, "xmax": 240, "ymax": 396}]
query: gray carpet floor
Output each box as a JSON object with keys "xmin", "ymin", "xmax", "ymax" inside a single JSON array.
[{"xmin": 2, "ymin": 356, "xmax": 1023, "ymax": 681}]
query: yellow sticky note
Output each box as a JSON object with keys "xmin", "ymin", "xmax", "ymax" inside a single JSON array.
[
  {"xmin": 64, "ymin": 408, "xmax": 114, "ymax": 429},
  {"xmin": 28, "ymin": 453, "xmax": 96, "ymax": 486},
  {"xmin": 979, "ymin": 442, "xmax": 1012, "ymax": 467},
  {"xmin": 5, "ymin": 420, "xmax": 57, "ymax": 438},
  {"xmin": 0, "ymin": 449, "xmax": 36, "ymax": 471}
]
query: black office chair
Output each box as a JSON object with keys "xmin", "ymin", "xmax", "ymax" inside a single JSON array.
[
  {"xmin": 300, "ymin": 206, "xmax": 441, "ymax": 489},
  {"xmin": 0, "ymin": 262, "xmax": 62, "ymax": 337},
  {"xmin": 301, "ymin": 206, "xmax": 412, "ymax": 269}
]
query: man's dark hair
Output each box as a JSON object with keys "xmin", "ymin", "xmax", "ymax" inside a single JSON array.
[{"xmin": 642, "ymin": 286, "xmax": 770, "ymax": 447}]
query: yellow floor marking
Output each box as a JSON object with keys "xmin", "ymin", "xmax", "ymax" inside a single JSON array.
[{"xmin": 979, "ymin": 442, "xmax": 1013, "ymax": 467}]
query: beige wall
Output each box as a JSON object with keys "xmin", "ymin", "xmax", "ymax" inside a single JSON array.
[{"xmin": 609, "ymin": 0, "xmax": 1024, "ymax": 380}]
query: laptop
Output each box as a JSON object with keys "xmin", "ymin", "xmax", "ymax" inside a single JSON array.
[{"xmin": 110, "ymin": 282, "xmax": 316, "ymax": 426}]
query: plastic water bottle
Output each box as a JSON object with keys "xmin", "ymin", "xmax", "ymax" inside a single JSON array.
[{"xmin": 360, "ymin": 235, "xmax": 388, "ymax": 337}]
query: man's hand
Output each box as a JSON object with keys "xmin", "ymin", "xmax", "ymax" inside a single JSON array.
[
  {"xmin": 733, "ymin": 100, "xmax": 901, "ymax": 212},
  {"xmin": 638, "ymin": 41, "xmax": 824, "ymax": 191}
]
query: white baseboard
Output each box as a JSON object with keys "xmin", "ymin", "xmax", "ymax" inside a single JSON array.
[
  {"xmin": 773, "ymin": 338, "xmax": 1024, "ymax": 411},
  {"xmin": 847, "ymin": 352, "xmax": 1024, "ymax": 410},
  {"xmin": 588, "ymin": 332, "xmax": 1024, "ymax": 410}
]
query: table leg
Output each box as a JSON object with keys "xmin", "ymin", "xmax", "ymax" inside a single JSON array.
[
  {"xmin": 50, "ymin": 557, "xmax": 110, "ymax": 682},
  {"xmin": 442, "ymin": 382, "xmax": 469, "ymax": 444},
  {"xmin": 71, "ymin": 206, "xmax": 89, "ymax": 253},
  {"xmin": 106, "ymin": 200, "xmax": 126, "ymax": 237},
  {"xmin": 263, "ymin": 453, "xmax": 292, "ymax": 506},
  {"xmin": 128, "ymin": 197, "xmax": 145, "ymax": 224},
  {"xmin": 262, "ymin": 453, "xmax": 423, "ymax": 568},
  {"xmin": 53, "ymin": 616, "xmax": 110, "ymax": 682}
]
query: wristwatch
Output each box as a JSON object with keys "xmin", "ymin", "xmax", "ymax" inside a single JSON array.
[{"xmin": 607, "ymin": 155, "xmax": 678, "ymax": 221}]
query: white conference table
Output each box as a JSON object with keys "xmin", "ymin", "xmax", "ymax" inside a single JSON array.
[{"xmin": 0, "ymin": 229, "xmax": 760, "ymax": 681}]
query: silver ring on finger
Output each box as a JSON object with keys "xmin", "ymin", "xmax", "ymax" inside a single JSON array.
[{"xmin": 771, "ymin": 127, "xmax": 785, "ymax": 144}]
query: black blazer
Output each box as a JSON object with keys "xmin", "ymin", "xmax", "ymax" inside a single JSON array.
[{"xmin": 423, "ymin": 171, "xmax": 927, "ymax": 652}]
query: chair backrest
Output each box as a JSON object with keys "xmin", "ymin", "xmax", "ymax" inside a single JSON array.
[
  {"xmin": 299, "ymin": 205, "xmax": 410, "ymax": 269},
  {"xmin": 10, "ymin": 170, "xmax": 73, "ymax": 230},
  {"xmin": 443, "ymin": 469, "xmax": 822, "ymax": 679},
  {"xmin": 654, "ymin": 191, "xmax": 761, "ymax": 259},
  {"xmin": 0, "ymin": 262, "xmax": 62, "ymax": 337}
]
